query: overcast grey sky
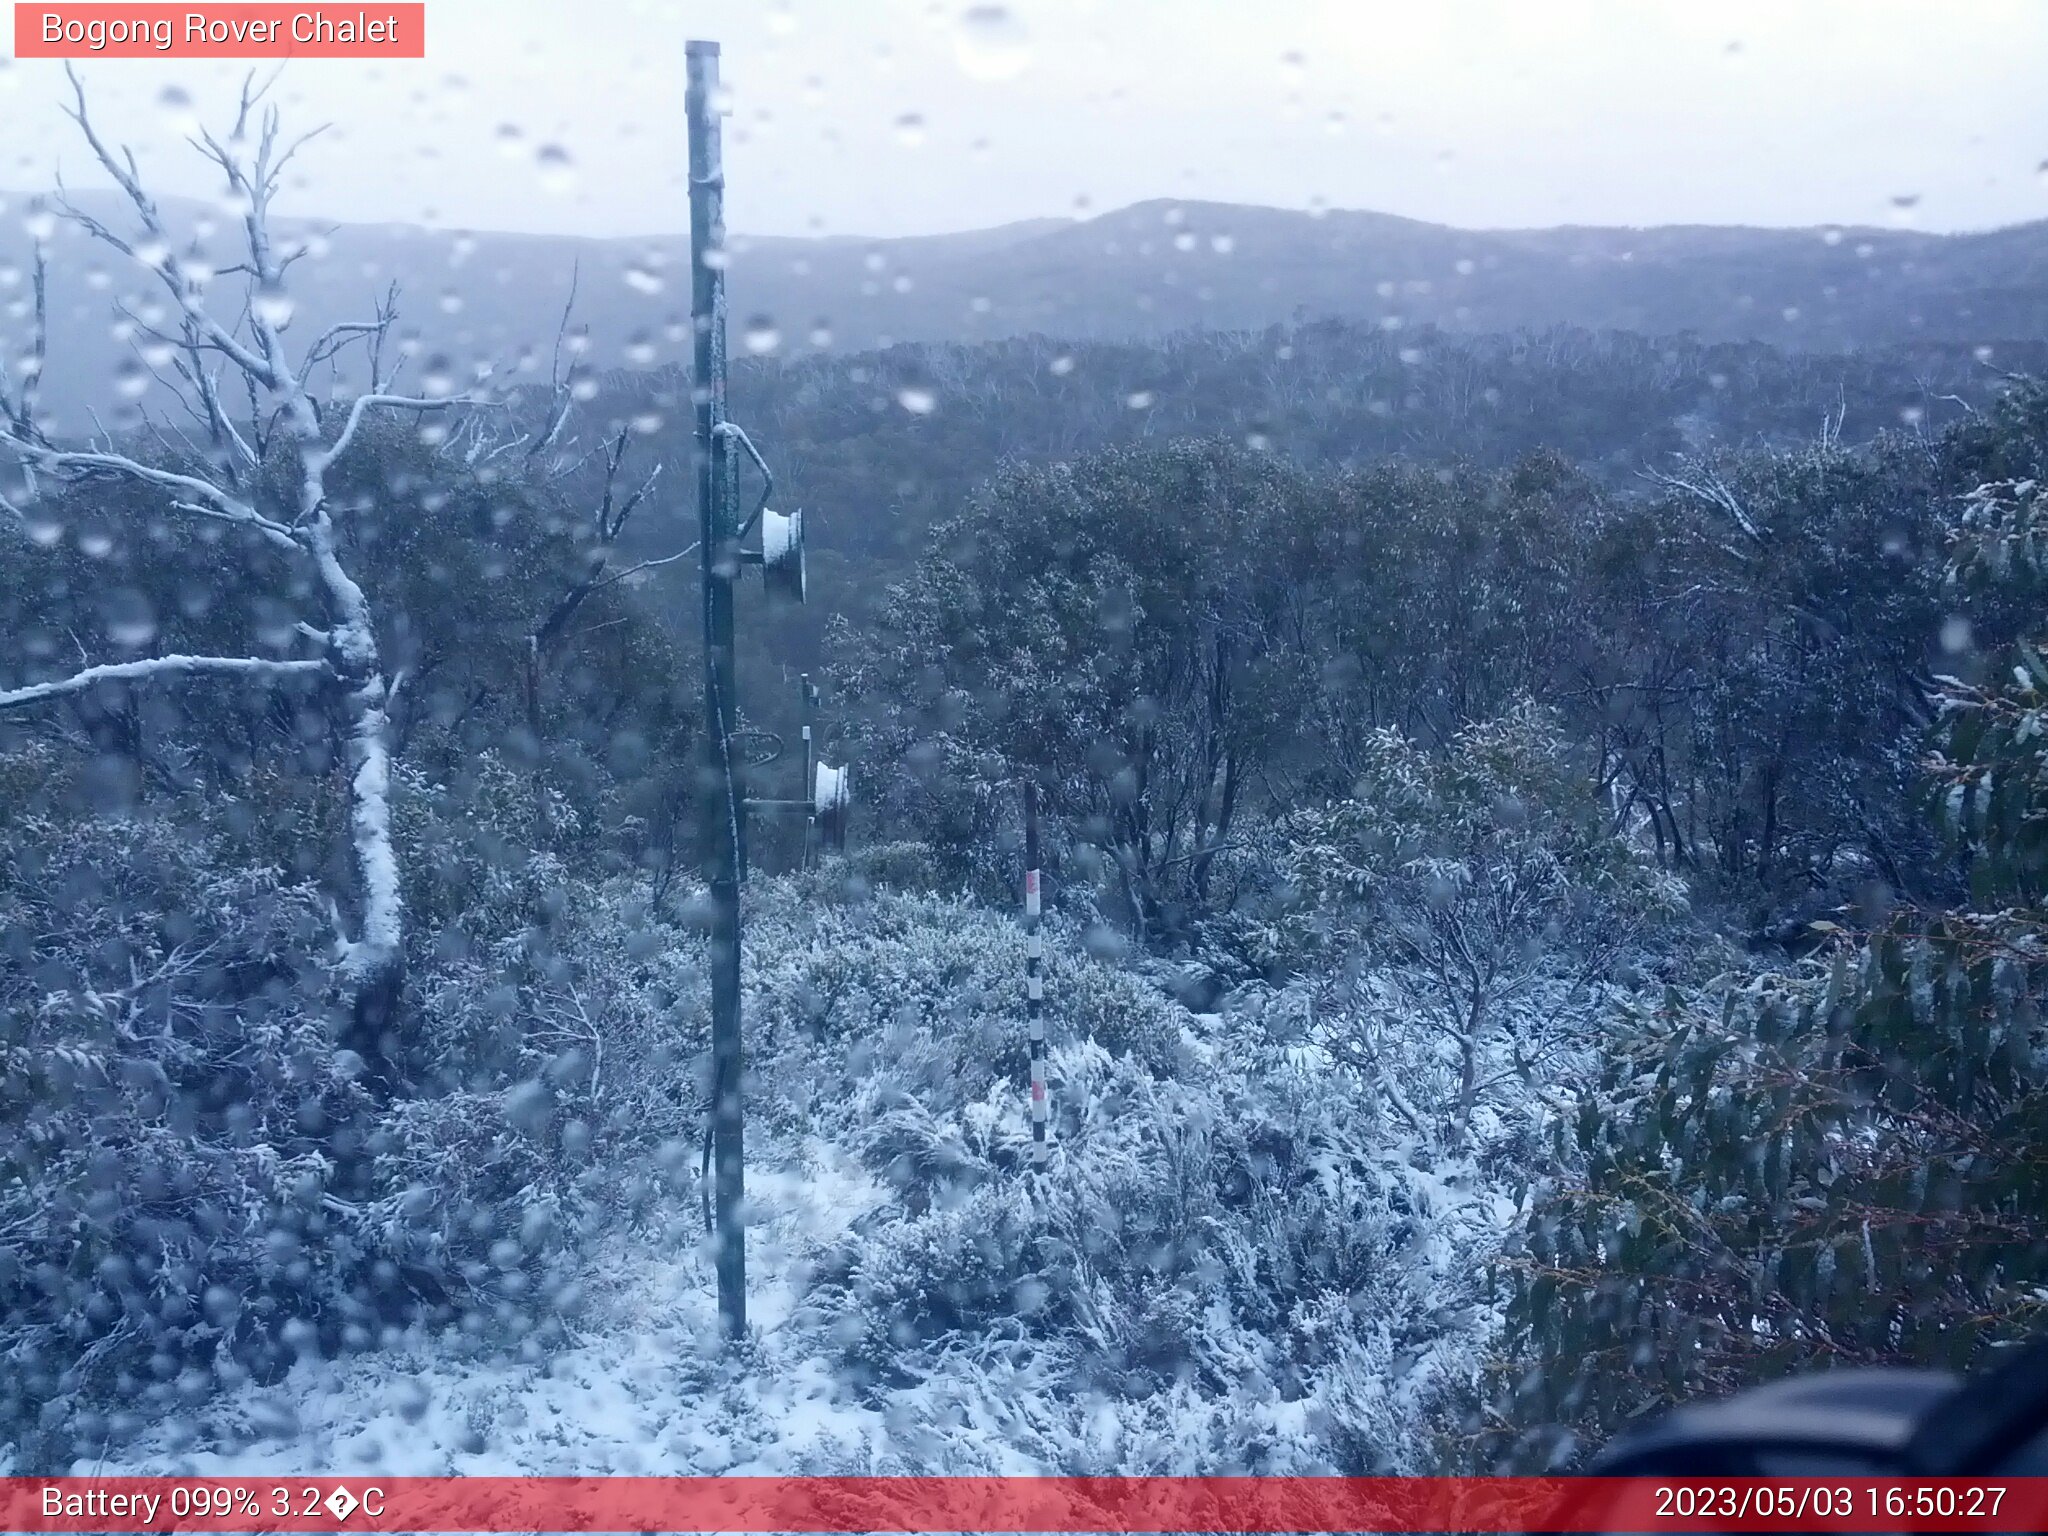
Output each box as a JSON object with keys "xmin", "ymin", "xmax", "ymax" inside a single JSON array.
[{"xmin": 1, "ymin": 0, "xmax": 2042, "ymax": 239}]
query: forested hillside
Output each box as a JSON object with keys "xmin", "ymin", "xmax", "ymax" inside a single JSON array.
[
  {"xmin": 6, "ymin": 187, "xmax": 2048, "ymax": 423},
  {"xmin": 4, "ymin": 75, "xmax": 2048, "ymax": 1482}
]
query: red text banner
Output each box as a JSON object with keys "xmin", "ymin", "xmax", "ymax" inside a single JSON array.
[
  {"xmin": 2, "ymin": 1476, "xmax": 2047, "ymax": 1532},
  {"xmin": 12, "ymin": 5, "xmax": 425, "ymax": 58}
]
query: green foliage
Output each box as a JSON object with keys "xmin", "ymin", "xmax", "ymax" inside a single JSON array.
[
  {"xmin": 1491, "ymin": 470, "xmax": 2048, "ymax": 1470},
  {"xmin": 835, "ymin": 438, "xmax": 1299, "ymax": 941}
]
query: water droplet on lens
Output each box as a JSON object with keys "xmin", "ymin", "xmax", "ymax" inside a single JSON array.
[
  {"xmin": 105, "ymin": 590, "xmax": 156, "ymax": 649},
  {"xmin": 897, "ymin": 386, "xmax": 935, "ymax": 414},
  {"xmin": 535, "ymin": 143, "xmax": 575, "ymax": 193},
  {"xmin": 894, "ymin": 113, "xmax": 927, "ymax": 148},
  {"xmin": 954, "ymin": 4, "xmax": 1031, "ymax": 81},
  {"xmin": 253, "ymin": 284, "xmax": 294, "ymax": 329},
  {"xmin": 743, "ymin": 316, "xmax": 780, "ymax": 355}
]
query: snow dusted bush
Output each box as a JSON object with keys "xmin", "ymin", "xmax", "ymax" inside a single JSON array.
[
  {"xmin": 0, "ymin": 793, "xmax": 364, "ymax": 1466},
  {"xmin": 742, "ymin": 869, "xmax": 1188, "ymax": 1132},
  {"xmin": 1257, "ymin": 703, "xmax": 1685, "ymax": 1155},
  {"xmin": 0, "ymin": 746, "xmax": 660, "ymax": 1471},
  {"xmin": 792, "ymin": 964, "xmax": 1516, "ymax": 1471}
]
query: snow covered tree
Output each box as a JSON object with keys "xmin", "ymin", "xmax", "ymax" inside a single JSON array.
[
  {"xmin": 0, "ymin": 72, "xmax": 480, "ymax": 1079},
  {"xmin": 1269, "ymin": 703, "xmax": 1681, "ymax": 1155}
]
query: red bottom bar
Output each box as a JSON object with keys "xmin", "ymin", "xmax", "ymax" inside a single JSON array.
[{"xmin": 4, "ymin": 1476, "xmax": 2047, "ymax": 1533}]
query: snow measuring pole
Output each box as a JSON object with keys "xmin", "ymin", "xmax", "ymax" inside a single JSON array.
[
  {"xmin": 1024, "ymin": 783, "xmax": 1048, "ymax": 1160},
  {"xmin": 688, "ymin": 38, "xmax": 747, "ymax": 1340}
]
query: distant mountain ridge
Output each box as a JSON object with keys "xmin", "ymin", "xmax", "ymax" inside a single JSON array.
[{"xmin": 0, "ymin": 189, "xmax": 2041, "ymax": 425}]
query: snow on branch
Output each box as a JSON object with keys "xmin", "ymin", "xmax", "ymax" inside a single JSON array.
[
  {"xmin": 319, "ymin": 391, "xmax": 474, "ymax": 472},
  {"xmin": 1641, "ymin": 463, "xmax": 1763, "ymax": 545},
  {"xmin": 0, "ymin": 653, "xmax": 330, "ymax": 712}
]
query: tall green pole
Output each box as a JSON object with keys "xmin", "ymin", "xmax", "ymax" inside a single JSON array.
[{"xmin": 687, "ymin": 37, "xmax": 745, "ymax": 1340}]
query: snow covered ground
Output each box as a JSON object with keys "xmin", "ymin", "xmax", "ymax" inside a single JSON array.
[{"xmin": 91, "ymin": 1141, "xmax": 918, "ymax": 1478}]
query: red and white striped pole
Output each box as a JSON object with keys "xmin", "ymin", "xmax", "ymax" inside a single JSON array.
[{"xmin": 1023, "ymin": 781, "xmax": 1048, "ymax": 1162}]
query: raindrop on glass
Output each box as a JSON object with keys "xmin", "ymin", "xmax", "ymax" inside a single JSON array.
[
  {"xmin": 535, "ymin": 144, "xmax": 575, "ymax": 194},
  {"xmin": 953, "ymin": 5, "xmax": 1031, "ymax": 81},
  {"xmin": 105, "ymin": 590, "xmax": 157, "ymax": 649},
  {"xmin": 253, "ymin": 284, "xmax": 294, "ymax": 329}
]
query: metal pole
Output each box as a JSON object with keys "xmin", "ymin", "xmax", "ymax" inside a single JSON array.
[
  {"xmin": 688, "ymin": 37, "xmax": 746, "ymax": 1340},
  {"xmin": 1024, "ymin": 782, "xmax": 1047, "ymax": 1161}
]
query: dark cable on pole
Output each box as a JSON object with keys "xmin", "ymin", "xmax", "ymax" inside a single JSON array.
[{"xmin": 687, "ymin": 37, "xmax": 746, "ymax": 1341}]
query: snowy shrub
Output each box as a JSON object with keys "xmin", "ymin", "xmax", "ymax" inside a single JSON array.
[
  {"xmin": 1259, "ymin": 703, "xmax": 1684, "ymax": 1155},
  {"xmin": 0, "ymin": 808, "xmax": 361, "ymax": 1465},
  {"xmin": 0, "ymin": 790, "xmax": 636, "ymax": 1470},
  {"xmin": 799, "ymin": 1000, "xmax": 1513, "ymax": 1470}
]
